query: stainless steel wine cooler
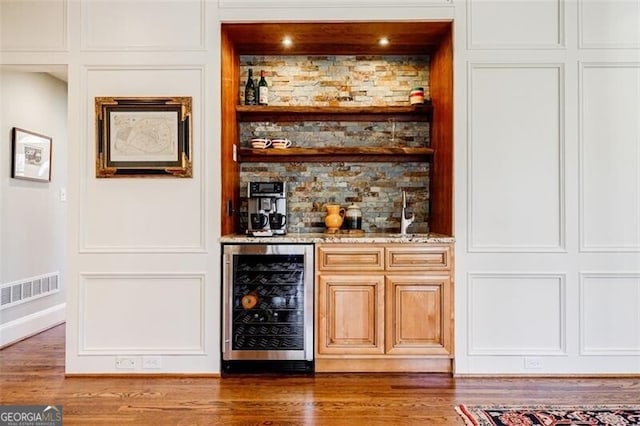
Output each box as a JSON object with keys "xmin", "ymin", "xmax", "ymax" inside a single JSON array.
[{"xmin": 222, "ymin": 243, "xmax": 314, "ymax": 374}]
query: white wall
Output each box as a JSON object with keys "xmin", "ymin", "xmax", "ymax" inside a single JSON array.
[
  {"xmin": 454, "ymin": 0, "xmax": 640, "ymax": 374},
  {"xmin": 0, "ymin": 69, "xmax": 67, "ymax": 344},
  {"xmin": 1, "ymin": 0, "xmax": 638, "ymax": 374}
]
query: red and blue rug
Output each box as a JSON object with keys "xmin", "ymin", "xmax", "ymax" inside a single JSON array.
[{"xmin": 456, "ymin": 404, "xmax": 640, "ymax": 425}]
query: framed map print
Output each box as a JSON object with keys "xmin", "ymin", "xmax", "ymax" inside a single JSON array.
[
  {"xmin": 95, "ymin": 97, "xmax": 192, "ymax": 178},
  {"xmin": 12, "ymin": 127, "xmax": 52, "ymax": 182}
]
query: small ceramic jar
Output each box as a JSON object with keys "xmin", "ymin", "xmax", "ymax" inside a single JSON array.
[{"xmin": 409, "ymin": 87, "xmax": 425, "ymax": 105}]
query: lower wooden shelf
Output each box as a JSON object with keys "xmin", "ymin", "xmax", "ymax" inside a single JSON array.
[{"xmin": 238, "ymin": 147, "xmax": 434, "ymax": 163}]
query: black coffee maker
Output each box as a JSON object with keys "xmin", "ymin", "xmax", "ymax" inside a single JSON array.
[{"xmin": 247, "ymin": 181, "xmax": 287, "ymax": 236}]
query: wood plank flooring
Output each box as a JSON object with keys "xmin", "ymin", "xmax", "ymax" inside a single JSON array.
[{"xmin": 1, "ymin": 324, "xmax": 639, "ymax": 425}]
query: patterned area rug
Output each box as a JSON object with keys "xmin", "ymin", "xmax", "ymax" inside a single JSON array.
[{"xmin": 455, "ymin": 404, "xmax": 640, "ymax": 425}]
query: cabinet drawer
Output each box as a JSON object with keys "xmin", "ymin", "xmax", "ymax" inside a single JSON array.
[
  {"xmin": 386, "ymin": 245, "xmax": 451, "ymax": 271},
  {"xmin": 317, "ymin": 245, "xmax": 385, "ymax": 271}
]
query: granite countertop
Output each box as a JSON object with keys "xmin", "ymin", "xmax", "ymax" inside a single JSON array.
[{"xmin": 220, "ymin": 232, "xmax": 454, "ymax": 244}]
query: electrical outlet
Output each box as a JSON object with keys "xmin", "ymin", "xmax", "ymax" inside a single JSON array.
[
  {"xmin": 142, "ymin": 356, "xmax": 162, "ymax": 369},
  {"xmin": 115, "ymin": 356, "xmax": 138, "ymax": 369},
  {"xmin": 524, "ymin": 357, "xmax": 544, "ymax": 370}
]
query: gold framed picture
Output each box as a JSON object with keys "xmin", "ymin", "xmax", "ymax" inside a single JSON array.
[{"xmin": 95, "ymin": 96, "xmax": 192, "ymax": 178}]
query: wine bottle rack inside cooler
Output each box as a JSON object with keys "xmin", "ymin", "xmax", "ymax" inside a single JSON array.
[
  {"xmin": 232, "ymin": 254, "xmax": 305, "ymax": 350},
  {"xmin": 222, "ymin": 243, "xmax": 314, "ymax": 373}
]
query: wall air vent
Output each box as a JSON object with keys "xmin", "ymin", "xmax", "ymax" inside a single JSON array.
[{"xmin": 0, "ymin": 272, "xmax": 60, "ymax": 310}]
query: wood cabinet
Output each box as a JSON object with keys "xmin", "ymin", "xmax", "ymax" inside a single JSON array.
[
  {"xmin": 315, "ymin": 243, "xmax": 454, "ymax": 373},
  {"xmin": 317, "ymin": 274, "xmax": 385, "ymax": 355}
]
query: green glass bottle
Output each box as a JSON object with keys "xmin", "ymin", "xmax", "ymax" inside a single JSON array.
[{"xmin": 244, "ymin": 68, "xmax": 257, "ymax": 105}]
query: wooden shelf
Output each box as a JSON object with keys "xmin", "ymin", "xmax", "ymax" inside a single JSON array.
[
  {"xmin": 237, "ymin": 146, "xmax": 434, "ymax": 163},
  {"xmin": 236, "ymin": 104, "xmax": 432, "ymax": 122}
]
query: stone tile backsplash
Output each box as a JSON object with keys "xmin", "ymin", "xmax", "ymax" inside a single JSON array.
[
  {"xmin": 240, "ymin": 55, "xmax": 430, "ymax": 106},
  {"xmin": 240, "ymin": 162, "xmax": 430, "ymax": 234},
  {"xmin": 239, "ymin": 55, "xmax": 431, "ymax": 233}
]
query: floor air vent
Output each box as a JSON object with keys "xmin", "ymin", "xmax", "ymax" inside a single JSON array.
[{"xmin": 0, "ymin": 272, "xmax": 60, "ymax": 310}]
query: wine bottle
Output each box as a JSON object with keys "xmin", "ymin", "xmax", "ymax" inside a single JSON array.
[
  {"xmin": 258, "ymin": 70, "xmax": 268, "ymax": 105},
  {"xmin": 244, "ymin": 68, "xmax": 257, "ymax": 105}
]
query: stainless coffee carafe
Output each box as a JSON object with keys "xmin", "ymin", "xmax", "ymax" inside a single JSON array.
[{"xmin": 247, "ymin": 181, "xmax": 287, "ymax": 236}]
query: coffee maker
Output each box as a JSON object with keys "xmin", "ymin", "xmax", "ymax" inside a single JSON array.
[{"xmin": 247, "ymin": 181, "xmax": 287, "ymax": 236}]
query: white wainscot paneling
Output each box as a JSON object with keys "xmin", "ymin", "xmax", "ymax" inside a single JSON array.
[
  {"xmin": 81, "ymin": 0, "xmax": 204, "ymax": 50},
  {"xmin": 580, "ymin": 273, "xmax": 640, "ymax": 355},
  {"xmin": 580, "ymin": 64, "xmax": 640, "ymax": 252},
  {"xmin": 467, "ymin": 0, "xmax": 563, "ymax": 48},
  {"xmin": 0, "ymin": 0, "xmax": 67, "ymax": 50},
  {"xmin": 580, "ymin": 0, "xmax": 640, "ymax": 48},
  {"xmin": 79, "ymin": 274, "xmax": 205, "ymax": 354},
  {"xmin": 83, "ymin": 67, "xmax": 205, "ymax": 253},
  {"xmin": 469, "ymin": 273, "xmax": 566, "ymax": 355},
  {"xmin": 468, "ymin": 64, "xmax": 564, "ymax": 252},
  {"xmin": 218, "ymin": 0, "xmax": 451, "ymax": 7},
  {"xmin": 83, "ymin": 178, "xmax": 204, "ymax": 252}
]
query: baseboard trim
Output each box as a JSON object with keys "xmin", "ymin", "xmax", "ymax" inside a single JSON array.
[
  {"xmin": 0, "ymin": 303, "xmax": 66, "ymax": 348},
  {"xmin": 453, "ymin": 373, "xmax": 640, "ymax": 378},
  {"xmin": 64, "ymin": 373, "xmax": 221, "ymax": 378},
  {"xmin": 315, "ymin": 357, "xmax": 453, "ymax": 373}
]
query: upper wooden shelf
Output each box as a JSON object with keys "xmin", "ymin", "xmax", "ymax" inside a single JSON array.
[
  {"xmin": 237, "ymin": 146, "xmax": 434, "ymax": 163},
  {"xmin": 236, "ymin": 104, "xmax": 433, "ymax": 122}
]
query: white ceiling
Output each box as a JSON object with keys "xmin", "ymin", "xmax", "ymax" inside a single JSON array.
[{"xmin": 0, "ymin": 65, "xmax": 68, "ymax": 82}]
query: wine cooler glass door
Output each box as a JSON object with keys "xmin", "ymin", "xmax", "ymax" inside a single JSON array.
[{"xmin": 222, "ymin": 244, "xmax": 313, "ymax": 362}]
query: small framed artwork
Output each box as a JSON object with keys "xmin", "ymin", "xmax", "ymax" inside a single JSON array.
[
  {"xmin": 95, "ymin": 96, "xmax": 192, "ymax": 178},
  {"xmin": 11, "ymin": 127, "xmax": 52, "ymax": 182}
]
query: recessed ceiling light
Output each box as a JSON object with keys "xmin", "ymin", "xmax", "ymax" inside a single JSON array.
[
  {"xmin": 282, "ymin": 36, "xmax": 293, "ymax": 47},
  {"xmin": 378, "ymin": 37, "xmax": 390, "ymax": 46}
]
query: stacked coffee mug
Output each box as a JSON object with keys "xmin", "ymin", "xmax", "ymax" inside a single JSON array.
[{"xmin": 250, "ymin": 138, "xmax": 292, "ymax": 149}]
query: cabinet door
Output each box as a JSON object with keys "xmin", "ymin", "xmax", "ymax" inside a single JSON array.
[
  {"xmin": 385, "ymin": 275, "xmax": 452, "ymax": 356},
  {"xmin": 317, "ymin": 274, "xmax": 385, "ymax": 355}
]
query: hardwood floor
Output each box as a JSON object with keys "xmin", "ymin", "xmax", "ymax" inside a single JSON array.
[{"xmin": 1, "ymin": 325, "xmax": 638, "ymax": 425}]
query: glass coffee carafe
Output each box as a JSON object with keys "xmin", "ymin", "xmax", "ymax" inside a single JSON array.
[{"xmin": 345, "ymin": 203, "xmax": 362, "ymax": 230}]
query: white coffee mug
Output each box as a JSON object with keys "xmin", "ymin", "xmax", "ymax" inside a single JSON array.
[
  {"xmin": 272, "ymin": 138, "xmax": 292, "ymax": 149},
  {"xmin": 250, "ymin": 138, "xmax": 272, "ymax": 149}
]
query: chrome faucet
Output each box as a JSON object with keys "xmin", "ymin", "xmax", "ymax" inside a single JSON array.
[{"xmin": 400, "ymin": 190, "xmax": 415, "ymax": 235}]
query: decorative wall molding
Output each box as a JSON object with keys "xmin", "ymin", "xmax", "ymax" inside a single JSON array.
[
  {"xmin": 78, "ymin": 273, "xmax": 206, "ymax": 355},
  {"xmin": 0, "ymin": 0, "xmax": 68, "ymax": 52},
  {"xmin": 578, "ymin": 0, "xmax": 640, "ymax": 49},
  {"xmin": 466, "ymin": 0, "xmax": 564, "ymax": 50},
  {"xmin": 467, "ymin": 63, "xmax": 566, "ymax": 253},
  {"xmin": 80, "ymin": 0, "xmax": 206, "ymax": 51},
  {"xmin": 579, "ymin": 62, "xmax": 640, "ymax": 252},
  {"xmin": 579, "ymin": 272, "xmax": 640, "ymax": 356},
  {"xmin": 219, "ymin": 0, "xmax": 451, "ymax": 8},
  {"xmin": 468, "ymin": 272, "xmax": 567, "ymax": 356},
  {"xmin": 79, "ymin": 65, "xmax": 207, "ymax": 254}
]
